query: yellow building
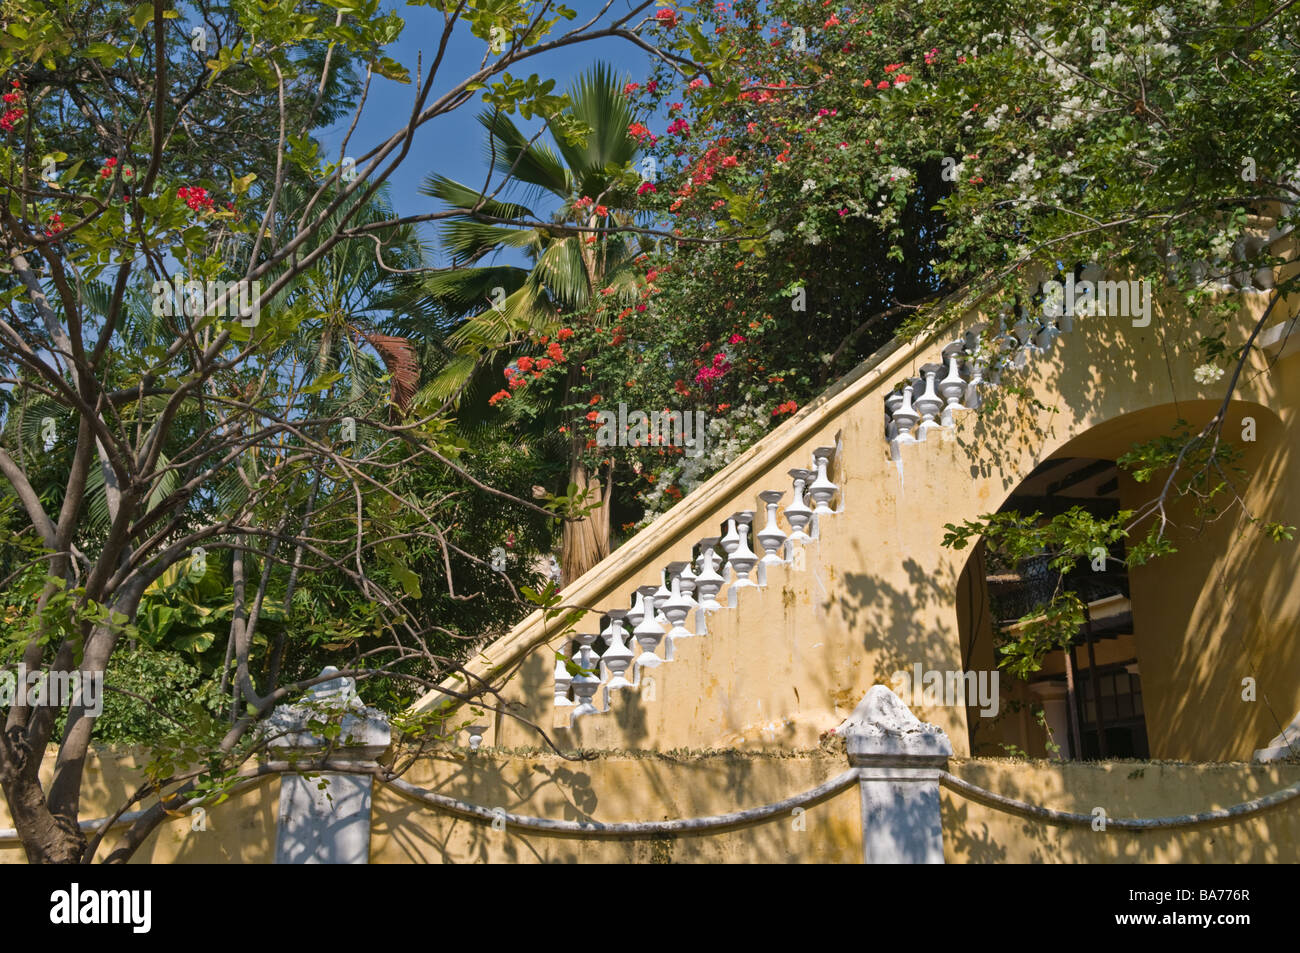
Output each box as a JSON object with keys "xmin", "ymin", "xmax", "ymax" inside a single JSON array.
[{"xmin": 5, "ymin": 246, "xmax": 1299, "ymax": 864}]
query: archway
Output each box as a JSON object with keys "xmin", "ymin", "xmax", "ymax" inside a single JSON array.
[{"xmin": 955, "ymin": 399, "xmax": 1299, "ymax": 762}]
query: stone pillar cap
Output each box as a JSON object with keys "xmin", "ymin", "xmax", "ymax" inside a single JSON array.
[
  {"xmin": 837, "ymin": 685, "xmax": 953, "ymax": 762},
  {"xmin": 266, "ymin": 667, "xmax": 391, "ymax": 753}
]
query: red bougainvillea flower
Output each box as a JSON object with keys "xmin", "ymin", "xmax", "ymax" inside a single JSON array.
[
  {"xmin": 516, "ymin": 356, "xmax": 535, "ymax": 373},
  {"xmin": 667, "ymin": 118, "xmax": 690, "ymax": 136},
  {"xmin": 585, "ymin": 410, "xmax": 600, "ymax": 423},
  {"xmin": 627, "ymin": 122, "xmax": 652, "ymax": 141},
  {"xmin": 508, "ymin": 376, "xmax": 526, "ymax": 389},
  {"xmin": 772, "ymin": 400, "xmax": 798, "ymax": 416},
  {"xmin": 623, "ymin": 82, "xmax": 640, "ymax": 95},
  {"xmin": 488, "ymin": 390, "xmax": 510, "ymax": 406},
  {"xmin": 721, "ymin": 155, "xmax": 739, "ymax": 168},
  {"xmin": 688, "ymin": 77, "xmax": 704, "ymax": 91},
  {"xmin": 177, "ymin": 186, "xmax": 215, "ymax": 210},
  {"xmin": 656, "ymin": 8, "xmax": 679, "ymax": 28},
  {"xmin": 44, "ymin": 213, "xmax": 64, "ymax": 237},
  {"xmin": 2, "ymin": 88, "xmax": 20, "ymax": 105},
  {"xmin": 637, "ymin": 181, "xmax": 657, "ymax": 195},
  {"xmin": 876, "ymin": 80, "xmax": 890, "ymax": 90},
  {"xmin": 646, "ymin": 80, "xmax": 658, "ymax": 93},
  {"xmin": 535, "ymin": 357, "xmax": 553, "ymax": 370},
  {"xmin": 595, "ymin": 204, "xmax": 608, "ymax": 217},
  {"xmin": 574, "ymin": 195, "xmax": 593, "ymax": 209},
  {"xmin": 547, "ymin": 342, "xmax": 565, "ymax": 362},
  {"xmin": 558, "ymin": 327, "xmax": 574, "ymax": 340},
  {"xmin": 728, "ymin": 333, "xmax": 746, "ymax": 344},
  {"xmin": 0, "ymin": 107, "xmax": 24, "ymax": 132}
]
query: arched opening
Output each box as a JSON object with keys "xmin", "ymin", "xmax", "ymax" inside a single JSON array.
[
  {"xmin": 956, "ymin": 399, "xmax": 1300, "ymax": 762},
  {"xmin": 958, "ymin": 457, "xmax": 1146, "ymax": 760}
]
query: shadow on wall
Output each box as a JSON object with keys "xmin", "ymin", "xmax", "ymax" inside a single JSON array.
[
  {"xmin": 942, "ymin": 759, "xmax": 1300, "ymax": 863},
  {"xmin": 369, "ymin": 750, "xmax": 861, "ymax": 863}
]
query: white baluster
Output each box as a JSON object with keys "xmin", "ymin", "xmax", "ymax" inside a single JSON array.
[
  {"xmin": 625, "ymin": 588, "xmax": 647, "ymax": 629},
  {"xmin": 726, "ymin": 512, "xmax": 758, "ymax": 607},
  {"xmin": 719, "ymin": 516, "xmax": 740, "ymax": 584},
  {"xmin": 963, "ymin": 349, "xmax": 986, "ymax": 410},
  {"xmin": 755, "ymin": 491, "xmax": 788, "ymax": 587},
  {"xmin": 632, "ymin": 588, "xmax": 665, "ymax": 672},
  {"xmin": 938, "ymin": 347, "xmax": 967, "ymax": 428},
  {"xmin": 890, "ymin": 387, "xmax": 919, "ymax": 459},
  {"xmin": 600, "ymin": 611, "xmax": 635, "ymax": 708},
  {"xmin": 553, "ymin": 658, "xmax": 574, "ymax": 709},
  {"xmin": 693, "ymin": 538, "xmax": 726, "ymax": 617},
  {"xmin": 661, "ymin": 573, "xmax": 694, "ymax": 645},
  {"xmin": 885, "ymin": 390, "xmax": 904, "ymax": 441},
  {"xmin": 570, "ymin": 645, "xmax": 602, "ymax": 722},
  {"xmin": 784, "ymin": 469, "xmax": 814, "ymax": 549},
  {"xmin": 808, "ymin": 448, "xmax": 838, "ymax": 515},
  {"xmin": 914, "ymin": 366, "xmax": 944, "ymax": 440}
]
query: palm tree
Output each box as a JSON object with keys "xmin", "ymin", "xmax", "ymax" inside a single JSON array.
[{"xmin": 415, "ymin": 62, "xmax": 646, "ymax": 584}]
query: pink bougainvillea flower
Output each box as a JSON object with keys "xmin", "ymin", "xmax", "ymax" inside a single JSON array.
[
  {"xmin": 637, "ymin": 181, "xmax": 657, "ymax": 195},
  {"xmin": 728, "ymin": 333, "xmax": 746, "ymax": 344},
  {"xmin": 656, "ymin": 8, "xmax": 679, "ymax": 28}
]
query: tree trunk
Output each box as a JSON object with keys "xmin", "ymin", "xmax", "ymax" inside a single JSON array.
[
  {"xmin": 560, "ymin": 453, "xmax": 611, "ymax": 585},
  {"xmin": 0, "ymin": 766, "xmax": 84, "ymax": 863}
]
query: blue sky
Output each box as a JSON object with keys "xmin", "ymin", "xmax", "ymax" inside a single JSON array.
[{"xmin": 316, "ymin": 1, "xmax": 660, "ymax": 268}]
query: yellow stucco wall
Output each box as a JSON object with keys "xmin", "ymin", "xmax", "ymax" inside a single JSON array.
[
  {"xmin": 3, "ymin": 746, "xmax": 1296, "ymax": 863},
  {"xmin": 369, "ymin": 747, "xmax": 861, "ymax": 864},
  {"xmin": 0, "ymin": 747, "xmax": 279, "ymax": 864},
  {"xmin": 944, "ymin": 759, "xmax": 1300, "ymax": 863}
]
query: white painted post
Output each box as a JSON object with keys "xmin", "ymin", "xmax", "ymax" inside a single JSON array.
[
  {"xmin": 266, "ymin": 667, "xmax": 391, "ymax": 864},
  {"xmin": 838, "ymin": 685, "xmax": 952, "ymax": 864}
]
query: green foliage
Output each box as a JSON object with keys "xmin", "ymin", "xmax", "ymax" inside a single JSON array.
[{"xmin": 93, "ymin": 647, "xmax": 225, "ymax": 745}]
